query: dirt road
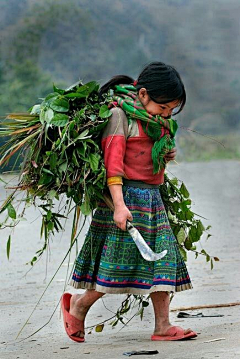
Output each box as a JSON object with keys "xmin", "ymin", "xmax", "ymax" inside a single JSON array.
[{"xmin": 0, "ymin": 160, "xmax": 240, "ymax": 359}]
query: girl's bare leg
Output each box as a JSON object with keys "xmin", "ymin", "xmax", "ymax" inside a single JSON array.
[
  {"xmin": 69, "ymin": 289, "xmax": 104, "ymax": 338},
  {"xmin": 150, "ymin": 291, "xmax": 192, "ymax": 335}
]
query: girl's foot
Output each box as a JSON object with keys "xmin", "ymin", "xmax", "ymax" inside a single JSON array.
[
  {"xmin": 153, "ymin": 323, "xmax": 193, "ymax": 337},
  {"xmin": 150, "ymin": 292, "xmax": 197, "ymax": 341},
  {"xmin": 68, "ymin": 290, "xmax": 104, "ymax": 340},
  {"xmin": 152, "ymin": 324, "xmax": 197, "ymax": 341},
  {"xmin": 69, "ymin": 293, "xmax": 89, "ymax": 339}
]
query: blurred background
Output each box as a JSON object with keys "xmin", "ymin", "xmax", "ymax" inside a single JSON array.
[{"xmin": 1, "ymin": 0, "xmax": 240, "ymax": 169}]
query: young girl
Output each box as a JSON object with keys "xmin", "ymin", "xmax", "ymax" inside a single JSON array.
[{"xmin": 61, "ymin": 61, "xmax": 197, "ymax": 342}]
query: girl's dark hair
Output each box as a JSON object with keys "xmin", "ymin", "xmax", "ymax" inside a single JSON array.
[
  {"xmin": 99, "ymin": 62, "xmax": 186, "ymax": 115},
  {"xmin": 99, "ymin": 75, "xmax": 134, "ymax": 97}
]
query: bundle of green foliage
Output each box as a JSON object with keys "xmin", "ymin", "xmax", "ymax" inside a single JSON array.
[{"xmin": 0, "ymin": 81, "xmax": 111, "ymax": 210}]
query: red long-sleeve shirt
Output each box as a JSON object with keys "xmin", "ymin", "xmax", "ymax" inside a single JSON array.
[{"xmin": 101, "ymin": 108, "xmax": 165, "ymax": 185}]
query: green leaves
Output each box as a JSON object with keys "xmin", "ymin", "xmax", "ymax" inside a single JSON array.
[
  {"xmin": 65, "ymin": 92, "xmax": 87, "ymax": 98},
  {"xmin": 180, "ymin": 182, "xmax": 189, "ymax": 198},
  {"xmin": 30, "ymin": 104, "xmax": 41, "ymax": 115},
  {"xmin": 89, "ymin": 153, "xmax": 100, "ymax": 172},
  {"xmin": 38, "ymin": 172, "xmax": 53, "ymax": 185},
  {"xmin": 7, "ymin": 203, "xmax": 16, "ymax": 219},
  {"xmin": 197, "ymin": 220, "xmax": 205, "ymax": 235},
  {"xmin": 7, "ymin": 235, "xmax": 11, "ymax": 260},
  {"xmin": 53, "ymin": 84, "xmax": 65, "ymax": 95},
  {"xmin": 39, "ymin": 108, "xmax": 54, "ymax": 124},
  {"xmin": 49, "ymin": 153, "xmax": 58, "ymax": 170},
  {"xmin": 188, "ymin": 225, "xmax": 198, "ymax": 242},
  {"xmin": 76, "ymin": 81, "xmax": 99, "ymax": 97},
  {"xmin": 50, "ymin": 97, "xmax": 69, "ymax": 112},
  {"xmin": 74, "ymin": 129, "xmax": 90, "ymax": 140},
  {"xmin": 188, "ymin": 220, "xmax": 205, "ymax": 243},
  {"xmin": 160, "ymin": 174, "xmax": 213, "ymax": 267},
  {"xmin": 184, "ymin": 238, "xmax": 193, "ymax": 250},
  {"xmin": 51, "ymin": 113, "xmax": 69, "ymax": 126},
  {"xmin": 177, "ymin": 228, "xmax": 185, "ymax": 244},
  {"xmin": 80, "ymin": 199, "xmax": 91, "ymax": 216},
  {"xmin": 0, "ymin": 81, "xmax": 110, "ymax": 227},
  {"xmin": 179, "ymin": 247, "xmax": 187, "ymax": 261},
  {"xmin": 44, "ymin": 108, "xmax": 54, "ymax": 123},
  {"xmin": 99, "ymin": 105, "xmax": 112, "ymax": 118}
]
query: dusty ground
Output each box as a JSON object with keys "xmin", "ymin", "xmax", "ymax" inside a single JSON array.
[{"xmin": 0, "ymin": 160, "xmax": 240, "ymax": 359}]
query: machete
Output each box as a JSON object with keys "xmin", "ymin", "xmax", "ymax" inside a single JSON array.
[
  {"xmin": 103, "ymin": 193, "xmax": 167, "ymax": 262},
  {"xmin": 126, "ymin": 220, "xmax": 167, "ymax": 261}
]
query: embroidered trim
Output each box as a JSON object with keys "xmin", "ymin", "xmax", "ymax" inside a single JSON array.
[{"xmin": 107, "ymin": 176, "xmax": 123, "ymax": 186}]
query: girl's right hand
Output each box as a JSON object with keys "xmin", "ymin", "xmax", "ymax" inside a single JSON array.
[{"xmin": 113, "ymin": 204, "xmax": 133, "ymax": 231}]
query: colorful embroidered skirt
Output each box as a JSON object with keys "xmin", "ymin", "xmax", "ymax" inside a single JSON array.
[{"xmin": 71, "ymin": 184, "xmax": 192, "ymax": 294}]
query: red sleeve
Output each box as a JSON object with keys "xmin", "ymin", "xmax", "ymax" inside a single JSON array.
[
  {"xmin": 101, "ymin": 108, "xmax": 128, "ymax": 179},
  {"xmin": 101, "ymin": 135, "xmax": 126, "ymax": 178}
]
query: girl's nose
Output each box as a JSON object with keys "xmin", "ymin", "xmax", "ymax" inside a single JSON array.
[{"xmin": 162, "ymin": 109, "xmax": 172, "ymax": 118}]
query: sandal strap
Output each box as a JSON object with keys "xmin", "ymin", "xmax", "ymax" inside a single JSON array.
[
  {"xmin": 64, "ymin": 310, "xmax": 85, "ymax": 336},
  {"xmin": 166, "ymin": 326, "xmax": 184, "ymax": 337}
]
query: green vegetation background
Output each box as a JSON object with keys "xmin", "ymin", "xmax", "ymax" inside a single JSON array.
[{"xmin": 1, "ymin": 0, "xmax": 240, "ymax": 170}]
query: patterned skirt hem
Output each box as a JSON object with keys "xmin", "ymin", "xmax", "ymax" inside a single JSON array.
[{"xmin": 69, "ymin": 280, "xmax": 193, "ymax": 294}]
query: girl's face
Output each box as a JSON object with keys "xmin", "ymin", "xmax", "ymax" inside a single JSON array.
[{"xmin": 138, "ymin": 88, "xmax": 180, "ymax": 118}]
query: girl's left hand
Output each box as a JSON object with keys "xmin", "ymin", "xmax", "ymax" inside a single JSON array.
[{"xmin": 164, "ymin": 147, "xmax": 177, "ymax": 163}]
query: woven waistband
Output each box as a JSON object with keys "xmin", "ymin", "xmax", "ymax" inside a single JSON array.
[{"xmin": 123, "ymin": 179, "xmax": 159, "ymax": 189}]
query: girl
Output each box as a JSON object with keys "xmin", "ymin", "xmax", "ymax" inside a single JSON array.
[{"xmin": 61, "ymin": 62, "xmax": 197, "ymax": 342}]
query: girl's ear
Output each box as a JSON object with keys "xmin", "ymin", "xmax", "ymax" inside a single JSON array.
[{"xmin": 138, "ymin": 88, "xmax": 150, "ymax": 105}]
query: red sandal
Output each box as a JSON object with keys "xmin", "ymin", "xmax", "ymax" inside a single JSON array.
[
  {"xmin": 61, "ymin": 292, "xmax": 85, "ymax": 343},
  {"xmin": 151, "ymin": 326, "xmax": 197, "ymax": 341}
]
